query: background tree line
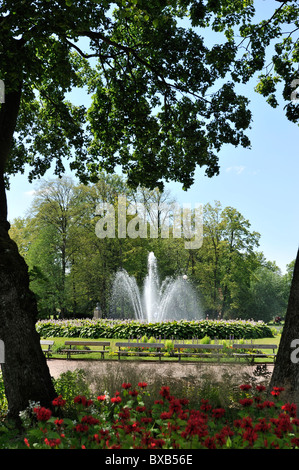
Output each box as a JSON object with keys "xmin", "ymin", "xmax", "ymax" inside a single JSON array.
[{"xmin": 9, "ymin": 174, "xmax": 293, "ymax": 323}]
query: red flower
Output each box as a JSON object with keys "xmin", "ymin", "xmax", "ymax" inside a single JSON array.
[
  {"xmin": 81, "ymin": 415, "xmax": 100, "ymax": 425},
  {"xmin": 97, "ymin": 395, "xmax": 106, "ymax": 401},
  {"xmin": 160, "ymin": 411, "xmax": 172, "ymax": 419},
  {"xmin": 74, "ymin": 423, "xmax": 89, "ymax": 433},
  {"xmin": 33, "ymin": 406, "xmax": 52, "ymax": 422},
  {"xmin": 218, "ymin": 425, "xmax": 234, "ymax": 445},
  {"xmin": 122, "ymin": 382, "xmax": 132, "ymax": 389},
  {"xmin": 119, "ymin": 408, "xmax": 130, "ymax": 420},
  {"xmin": 149, "ymin": 438, "xmax": 165, "ymax": 448},
  {"xmin": 179, "ymin": 398, "xmax": 189, "ymax": 406},
  {"xmin": 74, "ymin": 395, "xmax": 93, "ymax": 407},
  {"xmin": 242, "ymin": 428, "xmax": 258, "ymax": 446},
  {"xmin": 281, "ymin": 402, "xmax": 297, "ymax": 417},
  {"xmin": 136, "ymin": 406, "xmax": 146, "ymax": 413},
  {"xmin": 200, "ymin": 399, "xmax": 212, "ymax": 412},
  {"xmin": 203, "ymin": 437, "xmax": 216, "ymax": 449},
  {"xmin": 52, "ymin": 395, "xmax": 66, "ymax": 407},
  {"xmin": 212, "ymin": 408, "xmax": 226, "ymax": 419},
  {"xmin": 271, "ymin": 387, "xmax": 285, "ymax": 397},
  {"xmin": 141, "ymin": 417, "xmax": 152, "ymax": 424},
  {"xmin": 129, "ymin": 389, "xmax": 139, "ymax": 397},
  {"xmin": 182, "ymin": 412, "xmax": 209, "ymax": 439},
  {"xmin": 138, "ymin": 382, "xmax": 148, "ymax": 388},
  {"xmin": 256, "ymin": 385, "xmax": 266, "ymax": 393},
  {"xmin": 240, "ymin": 384, "xmax": 252, "ymax": 391},
  {"xmin": 24, "ymin": 438, "xmax": 30, "ymax": 448},
  {"xmin": 239, "ymin": 398, "xmax": 253, "ymax": 407},
  {"xmin": 291, "ymin": 437, "xmax": 299, "ymax": 447},
  {"xmin": 257, "ymin": 400, "xmax": 276, "ymax": 409},
  {"xmin": 169, "ymin": 399, "xmax": 182, "ymax": 415},
  {"xmin": 254, "ymin": 418, "xmax": 271, "ymax": 433},
  {"xmin": 159, "ymin": 386, "xmax": 170, "ymax": 399},
  {"xmin": 54, "ymin": 418, "xmax": 64, "ymax": 427},
  {"xmin": 234, "ymin": 417, "xmax": 253, "ymax": 429},
  {"xmin": 111, "ymin": 396, "xmax": 122, "ymax": 404},
  {"xmin": 44, "ymin": 437, "xmax": 61, "ymax": 448}
]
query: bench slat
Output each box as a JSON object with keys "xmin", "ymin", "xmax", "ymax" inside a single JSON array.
[
  {"xmin": 174, "ymin": 344, "xmax": 223, "ymax": 349},
  {"xmin": 63, "ymin": 341, "xmax": 110, "ymax": 359},
  {"xmin": 40, "ymin": 340, "xmax": 54, "ymax": 358},
  {"xmin": 232, "ymin": 344, "xmax": 277, "ymax": 349},
  {"xmin": 64, "ymin": 341, "xmax": 110, "ymax": 346},
  {"xmin": 116, "ymin": 342, "xmax": 164, "ymax": 348},
  {"xmin": 116, "ymin": 342, "xmax": 165, "ymax": 362}
]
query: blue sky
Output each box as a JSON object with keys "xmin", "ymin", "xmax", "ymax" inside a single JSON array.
[{"xmin": 6, "ymin": 1, "xmax": 299, "ymax": 274}]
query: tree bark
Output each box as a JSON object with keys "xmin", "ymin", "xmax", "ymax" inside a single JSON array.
[
  {"xmin": 270, "ymin": 248, "xmax": 299, "ymax": 406},
  {"xmin": 0, "ymin": 62, "xmax": 57, "ymax": 421},
  {"xmin": 0, "ymin": 224, "xmax": 57, "ymax": 422}
]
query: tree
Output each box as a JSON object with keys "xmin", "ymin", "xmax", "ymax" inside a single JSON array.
[
  {"xmin": 193, "ymin": 201, "xmax": 260, "ymax": 318},
  {"xmin": 242, "ymin": 265, "xmax": 288, "ymax": 323},
  {"xmin": 0, "ymin": 0, "xmax": 298, "ymax": 419}
]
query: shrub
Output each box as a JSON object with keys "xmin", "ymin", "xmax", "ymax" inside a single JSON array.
[
  {"xmin": 36, "ymin": 318, "xmax": 274, "ymax": 340},
  {"xmin": 0, "ymin": 372, "xmax": 8, "ymax": 418},
  {"xmin": 200, "ymin": 335, "xmax": 211, "ymax": 344},
  {"xmin": 52, "ymin": 370, "xmax": 91, "ymax": 417}
]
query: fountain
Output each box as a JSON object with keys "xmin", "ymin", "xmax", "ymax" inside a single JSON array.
[{"xmin": 110, "ymin": 252, "xmax": 202, "ymax": 322}]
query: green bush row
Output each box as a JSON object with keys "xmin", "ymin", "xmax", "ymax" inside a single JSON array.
[{"xmin": 36, "ymin": 318, "xmax": 274, "ymax": 340}]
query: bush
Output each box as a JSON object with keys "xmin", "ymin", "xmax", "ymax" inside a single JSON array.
[
  {"xmin": 52, "ymin": 370, "xmax": 91, "ymax": 416},
  {"xmin": 0, "ymin": 372, "xmax": 8, "ymax": 418},
  {"xmin": 36, "ymin": 318, "xmax": 274, "ymax": 340}
]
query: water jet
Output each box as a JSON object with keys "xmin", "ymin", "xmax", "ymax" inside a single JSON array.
[{"xmin": 110, "ymin": 252, "xmax": 202, "ymax": 322}]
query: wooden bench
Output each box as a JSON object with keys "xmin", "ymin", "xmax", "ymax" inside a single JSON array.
[
  {"xmin": 40, "ymin": 340, "xmax": 54, "ymax": 358},
  {"xmin": 115, "ymin": 342, "xmax": 165, "ymax": 361},
  {"xmin": 61, "ymin": 341, "xmax": 110, "ymax": 360},
  {"xmin": 232, "ymin": 343, "xmax": 277, "ymax": 363},
  {"xmin": 173, "ymin": 343, "xmax": 224, "ymax": 361}
]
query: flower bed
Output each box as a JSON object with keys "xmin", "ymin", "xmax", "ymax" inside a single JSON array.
[
  {"xmin": 21, "ymin": 382, "xmax": 299, "ymax": 449},
  {"xmin": 36, "ymin": 318, "xmax": 274, "ymax": 340}
]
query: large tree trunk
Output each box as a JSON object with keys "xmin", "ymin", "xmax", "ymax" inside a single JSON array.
[
  {"xmin": 0, "ymin": 56, "xmax": 57, "ymax": 422},
  {"xmin": 0, "ymin": 223, "xmax": 57, "ymax": 422},
  {"xmin": 270, "ymin": 248, "xmax": 299, "ymax": 407}
]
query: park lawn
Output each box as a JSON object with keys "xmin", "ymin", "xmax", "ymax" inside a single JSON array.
[{"xmin": 41, "ymin": 335, "xmax": 281, "ymax": 363}]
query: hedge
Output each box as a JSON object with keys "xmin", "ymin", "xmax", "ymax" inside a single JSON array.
[{"xmin": 36, "ymin": 318, "xmax": 274, "ymax": 340}]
